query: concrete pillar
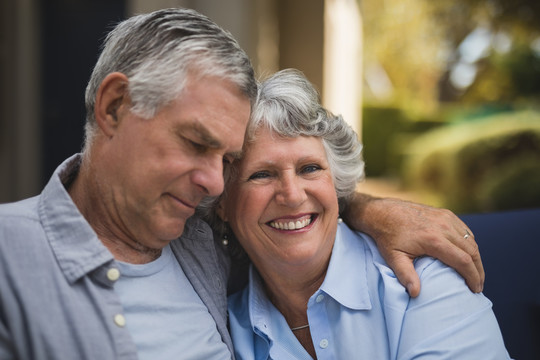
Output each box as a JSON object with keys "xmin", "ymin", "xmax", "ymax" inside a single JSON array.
[
  {"xmin": 0, "ymin": 0, "xmax": 42, "ymax": 202},
  {"xmin": 323, "ymin": 0, "xmax": 363, "ymax": 136}
]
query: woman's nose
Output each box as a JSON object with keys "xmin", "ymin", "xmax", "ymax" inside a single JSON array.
[{"xmin": 275, "ymin": 175, "xmax": 307, "ymax": 207}]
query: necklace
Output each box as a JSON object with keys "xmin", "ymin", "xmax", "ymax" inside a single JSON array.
[{"xmin": 290, "ymin": 324, "xmax": 310, "ymax": 331}]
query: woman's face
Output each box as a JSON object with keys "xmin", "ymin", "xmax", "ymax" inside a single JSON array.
[{"xmin": 221, "ymin": 127, "xmax": 339, "ymax": 271}]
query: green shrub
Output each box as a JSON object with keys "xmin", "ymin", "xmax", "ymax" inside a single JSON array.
[
  {"xmin": 403, "ymin": 110, "xmax": 540, "ymax": 213},
  {"xmin": 362, "ymin": 106, "xmax": 407, "ymax": 177},
  {"xmin": 362, "ymin": 106, "xmax": 442, "ymax": 177}
]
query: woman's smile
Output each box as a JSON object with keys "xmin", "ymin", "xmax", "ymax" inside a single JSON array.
[{"xmin": 267, "ymin": 214, "xmax": 316, "ymax": 231}]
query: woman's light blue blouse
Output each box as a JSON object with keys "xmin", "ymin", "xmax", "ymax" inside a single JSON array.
[{"xmin": 228, "ymin": 223, "xmax": 511, "ymax": 360}]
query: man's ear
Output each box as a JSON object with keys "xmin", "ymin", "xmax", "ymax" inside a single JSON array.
[{"xmin": 94, "ymin": 72, "xmax": 129, "ymax": 137}]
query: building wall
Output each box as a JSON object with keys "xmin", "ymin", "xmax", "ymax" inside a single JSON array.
[
  {"xmin": 0, "ymin": 0, "xmax": 42, "ymax": 202},
  {"xmin": 0, "ymin": 0, "xmax": 361, "ymax": 203}
]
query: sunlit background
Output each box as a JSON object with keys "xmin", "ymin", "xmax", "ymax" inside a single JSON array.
[
  {"xmin": 359, "ymin": 0, "xmax": 540, "ymax": 214},
  {"xmin": 1, "ymin": 0, "xmax": 539, "ymax": 213}
]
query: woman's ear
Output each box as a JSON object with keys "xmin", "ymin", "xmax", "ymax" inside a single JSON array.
[
  {"xmin": 94, "ymin": 72, "xmax": 130, "ymax": 137},
  {"xmin": 216, "ymin": 198, "xmax": 228, "ymax": 222}
]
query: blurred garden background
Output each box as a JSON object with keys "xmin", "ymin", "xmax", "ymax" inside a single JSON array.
[
  {"xmin": 359, "ymin": 0, "xmax": 540, "ymax": 214},
  {"xmin": 1, "ymin": 0, "xmax": 539, "ymax": 213},
  {"xmin": 2, "ymin": 3, "xmax": 537, "ymax": 358}
]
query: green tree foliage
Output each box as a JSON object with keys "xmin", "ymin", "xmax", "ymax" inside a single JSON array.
[
  {"xmin": 361, "ymin": 0, "xmax": 540, "ymax": 110},
  {"xmin": 361, "ymin": 0, "xmax": 446, "ymax": 115}
]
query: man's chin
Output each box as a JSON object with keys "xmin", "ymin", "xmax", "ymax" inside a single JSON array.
[
  {"xmin": 159, "ymin": 220, "xmax": 187, "ymax": 240},
  {"xmin": 148, "ymin": 213, "xmax": 191, "ymax": 241}
]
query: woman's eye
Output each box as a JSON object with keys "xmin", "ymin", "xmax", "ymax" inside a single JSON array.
[
  {"xmin": 301, "ymin": 164, "xmax": 321, "ymax": 174},
  {"xmin": 248, "ymin": 171, "xmax": 270, "ymax": 180}
]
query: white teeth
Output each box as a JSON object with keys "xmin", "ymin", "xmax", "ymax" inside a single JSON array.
[{"xmin": 270, "ymin": 217, "xmax": 312, "ymax": 230}]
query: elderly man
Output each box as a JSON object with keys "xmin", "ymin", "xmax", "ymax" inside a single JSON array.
[{"xmin": 0, "ymin": 8, "xmax": 482, "ymax": 360}]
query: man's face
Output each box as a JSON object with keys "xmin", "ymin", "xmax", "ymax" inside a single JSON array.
[{"xmin": 104, "ymin": 75, "xmax": 250, "ymax": 250}]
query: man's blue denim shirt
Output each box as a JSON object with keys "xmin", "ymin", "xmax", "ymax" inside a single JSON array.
[{"xmin": 0, "ymin": 154, "xmax": 233, "ymax": 360}]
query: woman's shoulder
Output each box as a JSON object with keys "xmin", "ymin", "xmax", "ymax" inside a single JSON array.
[{"xmin": 340, "ymin": 223, "xmax": 440, "ymax": 277}]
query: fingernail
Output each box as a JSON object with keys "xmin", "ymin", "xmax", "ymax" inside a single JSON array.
[{"xmin": 406, "ymin": 283, "xmax": 413, "ymax": 294}]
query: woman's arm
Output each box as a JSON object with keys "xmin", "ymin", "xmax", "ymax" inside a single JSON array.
[{"xmin": 341, "ymin": 192, "xmax": 484, "ymax": 297}]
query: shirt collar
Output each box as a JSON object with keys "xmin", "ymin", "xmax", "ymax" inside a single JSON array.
[
  {"xmin": 320, "ymin": 223, "xmax": 372, "ymax": 310},
  {"xmin": 246, "ymin": 222, "xmax": 373, "ymax": 340},
  {"xmin": 248, "ymin": 268, "xmax": 276, "ymax": 339},
  {"xmin": 39, "ymin": 154, "xmax": 114, "ymax": 284}
]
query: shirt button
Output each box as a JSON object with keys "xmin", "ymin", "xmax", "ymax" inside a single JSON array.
[
  {"xmin": 114, "ymin": 314, "xmax": 126, "ymax": 327},
  {"xmin": 316, "ymin": 294, "xmax": 325, "ymax": 303},
  {"xmin": 319, "ymin": 339, "xmax": 329, "ymax": 349},
  {"xmin": 107, "ymin": 268, "xmax": 120, "ymax": 282},
  {"xmin": 215, "ymin": 276, "xmax": 222, "ymax": 289}
]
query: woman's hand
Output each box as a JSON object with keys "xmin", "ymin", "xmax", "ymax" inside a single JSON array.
[{"xmin": 342, "ymin": 193, "xmax": 484, "ymax": 298}]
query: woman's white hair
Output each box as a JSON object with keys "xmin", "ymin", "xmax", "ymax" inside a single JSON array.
[
  {"xmin": 248, "ymin": 68, "xmax": 364, "ymax": 200},
  {"xmin": 197, "ymin": 69, "xmax": 364, "ymax": 249}
]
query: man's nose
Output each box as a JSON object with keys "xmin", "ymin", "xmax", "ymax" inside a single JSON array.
[{"xmin": 191, "ymin": 156, "xmax": 225, "ymax": 197}]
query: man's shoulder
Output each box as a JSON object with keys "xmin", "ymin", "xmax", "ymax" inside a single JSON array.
[
  {"xmin": 0, "ymin": 196, "xmax": 40, "ymax": 226},
  {"xmin": 181, "ymin": 215, "xmax": 214, "ymax": 240},
  {"xmin": 172, "ymin": 215, "xmax": 225, "ymax": 262},
  {"xmin": 0, "ymin": 196, "xmax": 49, "ymax": 262}
]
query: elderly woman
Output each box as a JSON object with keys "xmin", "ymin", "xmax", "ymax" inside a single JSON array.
[{"xmin": 200, "ymin": 69, "xmax": 510, "ymax": 359}]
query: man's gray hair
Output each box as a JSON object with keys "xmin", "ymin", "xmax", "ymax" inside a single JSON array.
[{"xmin": 83, "ymin": 8, "xmax": 256, "ymax": 150}]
